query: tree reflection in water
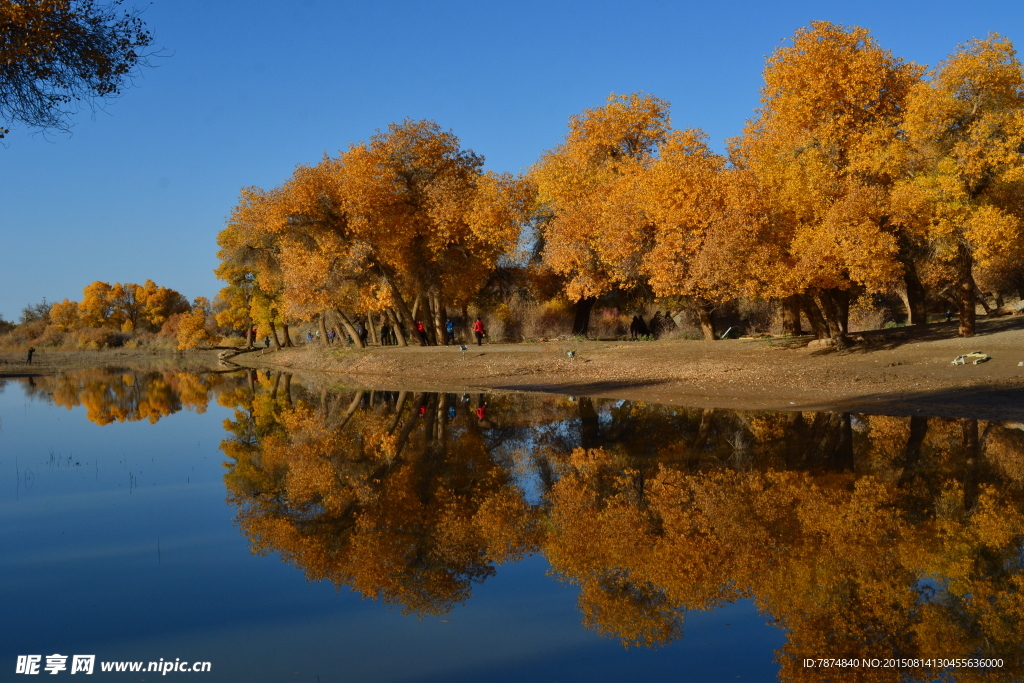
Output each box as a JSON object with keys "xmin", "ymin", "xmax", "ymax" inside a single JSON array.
[{"xmin": 13, "ymin": 369, "xmax": 1024, "ymax": 681}]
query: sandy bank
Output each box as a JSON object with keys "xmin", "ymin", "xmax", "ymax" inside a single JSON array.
[{"xmin": 225, "ymin": 317, "xmax": 1024, "ymax": 420}]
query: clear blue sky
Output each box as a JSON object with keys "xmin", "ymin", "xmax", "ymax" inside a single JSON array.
[{"xmin": 0, "ymin": 0, "xmax": 1020, "ymax": 320}]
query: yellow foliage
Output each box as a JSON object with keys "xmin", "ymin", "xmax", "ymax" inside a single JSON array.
[{"xmin": 175, "ymin": 307, "xmax": 214, "ymax": 350}]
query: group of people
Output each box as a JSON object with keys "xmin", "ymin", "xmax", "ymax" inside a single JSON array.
[
  {"xmin": 371, "ymin": 316, "xmax": 487, "ymax": 347},
  {"xmin": 629, "ymin": 311, "xmax": 677, "ymax": 340}
]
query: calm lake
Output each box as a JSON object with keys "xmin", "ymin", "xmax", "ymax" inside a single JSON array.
[{"xmin": 2, "ymin": 369, "xmax": 1022, "ymax": 682}]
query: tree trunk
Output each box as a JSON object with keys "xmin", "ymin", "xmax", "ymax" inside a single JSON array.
[
  {"xmin": 972, "ymin": 278, "xmax": 992, "ymax": 316},
  {"xmin": 381, "ymin": 271, "xmax": 420, "ymax": 344},
  {"xmin": 799, "ymin": 293, "xmax": 830, "ymax": 339},
  {"xmin": 337, "ymin": 391, "xmax": 365, "ymax": 430},
  {"xmin": 407, "ymin": 292, "xmax": 428, "ymax": 347},
  {"xmin": 903, "ymin": 264, "xmax": 928, "ymax": 325},
  {"xmin": 578, "ymin": 397, "xmax": 600, "ymax": 449},
  {"xmin": 822, "ymin": 288, "xmax": 850, "ymax": 336},
  {"xmin": 318, "ymin": 313, "xmax": 329, "ymax": 347},
  {"xmin": 572, "ymin": 297, "xmax": 597, "ymax": 336},
  {"xmin": 836, "ymin": 289, "xmax": 850, "ymax": 335},
  {"xmin": 782, "ymin": 295, "xmax": 802, "ymax": 335},
  {"xmin": 420, "ymin": 292, "xmax": 437, "ymax": 345},
  {"xmin": 430, "ymin": 290, "xmax": 445, "ymax": 346},
  {"xmin": 696, "ymin": 301, "xmax": 717, "ymax": 340},
  {"xmin": 367, "ymin": 313, "xmax": 379, "ymax": 345},
  {"xmin": 461, "ymin": 304, "xmax": 469, "ymax": 342},
  {"xmin": 282, "ymin": 324, "xmax": 294, "ymax": 347},
  {"xmin": 898, "ymin": 415, "xmax": 928, "ymax": 489},
  {"xmin": 268, "ymin": 321, "xmax": 282, "ymax": 349},
  {"xmin": 386, "ymin": 307, "xmax": 408, "ymax": 347},
  {"xmin": 335, "ymin": 309, "xmax": 366, "ymax": 348},
  {"xmin": 955, "ymin": 242, "xmax": 976, "ymax": 337}
]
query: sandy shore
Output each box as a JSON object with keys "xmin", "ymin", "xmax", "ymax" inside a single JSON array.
[
  {"xmin": 4, "ymin": 317, "xmax": 1024, "ymax": 419},
  {"xmin": 227, "ymin": 316, "xmax": 1024, "ymax": 420}
]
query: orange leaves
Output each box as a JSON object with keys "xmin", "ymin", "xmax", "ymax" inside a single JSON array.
[
  {"xmin": 217, "ymin": 119, "xmax": 530, "ymax": 329},
  {"xmin": 48, "ymin": 298, "xmax": 79, "ymax": 332},
  {"xmin": 532, "ymin": 93, "xmax": 670, "ymax": 301},
  {"xmin": 735, "ymin": 22, "xmax": 924, "ymax": 300},
  {"xmin": 899, "ymin": 33, "xmax": 1024, "ymax": 257},
  {"xmin": 73, "ymin": 280, "xmax": 188, "ymax": 332},
  {"xmin": 173, "ymin": 307, "xmax": 211, "ymax": 350}
]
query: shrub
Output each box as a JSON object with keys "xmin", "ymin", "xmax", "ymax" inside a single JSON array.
[
  {"xmin": 36, "ymin": 325, "xmax": 69, "ymax": 347},
  {"xmin": 74, "ymin": 327, "xmax": 124, "ymax": 350}
]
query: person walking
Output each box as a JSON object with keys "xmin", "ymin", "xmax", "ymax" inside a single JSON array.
[
  {"xmin": 416, "ymin": 320, "xmax": 428, "ymax": 345},
  {"xmin": 473, "ymin": 318, "xmax": 486, "ymax": 346},
  {"xmin": 26, "ymin": 346, "xmax": 35, "ymax": 364},
  {"xmin": 380, "ymin": 322, "xmax": 390, "ymax": 346},
  {"xmin": 357, "ymin": 322, "xmax": 369, "ymax": 346},
  {"xmin": 444, "ymin": 318, "xmax": 455, "ymax": 345}
]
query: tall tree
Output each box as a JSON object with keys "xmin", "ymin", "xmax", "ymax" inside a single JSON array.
[
  {"xmin": 641, "ymin": 132, "xmax": 776, "ymax": 339},
  {"xmin": 896, "ymin": 34, "xmax": 1024, "ymax": 336},
  {"xmin": 737, "ymin": 22, "xmax": 923, "ymax": 338},
  {"xmin": 530, "ymin": 93, "xmax": 670, "ymax": 335}
]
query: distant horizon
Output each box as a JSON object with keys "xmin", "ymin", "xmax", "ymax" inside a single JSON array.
[{"xmin": 2, "ymin": 0, "xmax": 1021, "ymax": 318}]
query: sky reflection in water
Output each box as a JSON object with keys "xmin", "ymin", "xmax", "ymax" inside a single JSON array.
[{"xmin": 2, "ymin": 369, "xmax": 1023, "ymax": 682}]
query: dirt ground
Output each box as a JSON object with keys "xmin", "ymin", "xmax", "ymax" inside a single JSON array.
[
  {"xmin": 223, "ymin": 316, "xmax": 1024, "ymax": 420},
  {"xmin": 4, "ymin": 317, "xmax": 1024, "ymax": 420}
]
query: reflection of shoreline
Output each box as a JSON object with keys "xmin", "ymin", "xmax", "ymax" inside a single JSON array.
[
  {"xmin": 216, "ymin": 380, "xmax": 1024, "ymax": 682},
  {"xmin": 10, "ymin": 369, "xmax": 244, "ymax": 425}
]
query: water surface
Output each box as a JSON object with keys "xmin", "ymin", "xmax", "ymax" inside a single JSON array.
[{"xmin": 2, "ymin": 369, "xmax": 1022, "ymax": 682}]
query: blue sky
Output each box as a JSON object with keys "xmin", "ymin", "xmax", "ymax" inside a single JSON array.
[{"xmin": 0, "ymin": 0, "xmax": 1020, "ymax": 320}]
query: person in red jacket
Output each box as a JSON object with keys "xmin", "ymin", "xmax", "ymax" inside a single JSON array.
[
  {"xmin": 415, "ymin": 320, "xmax": 428, "ymax": 345},
  {"xmin": 473, "ymin": 318, "xmax": 485, "ymax": 346}
]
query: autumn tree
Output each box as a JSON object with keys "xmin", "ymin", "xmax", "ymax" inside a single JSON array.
[
  {"xmin": 736, "ymin": 22, "xmax": 923, "ymax": 338},
  {"xmin": 640, "ymin": 133, "xmax": 781, "ymax": 339},
  {"xmin": 530, "ymin": 93, "xmax": 670, "ymax": 335},
  {"xmin": 895, "ymin": 34, "xmax": 1024, "ymax": 336},
  {"xmin": 332, "ymin": 120, "xmax": 528, "ymax": 345},
  {"xmin": 217, "ymin": 120, "xmax": 529, "ymax": 348},
  {"xmin": 76, "ymin": 279, "xmax": 188, "ymax": 331},
  {"xmin": 48, "ymin": 297, "xmax": 79, "ymax": 331},
  {"xmin": 0, "ymin": 0, "xmax": 154, "ymax": 137},
  {"xmin": 175, "ymin": 296, "xmax": 215, "ymax": 349},
  {"xmin": 217, "ymin": 187, "xmax": 293, "ymax": 349}
]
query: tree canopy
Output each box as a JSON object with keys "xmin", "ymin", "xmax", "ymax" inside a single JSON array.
[{"xmin": 0, "ymin": 0, "xmax": 153, "ymax": 137}]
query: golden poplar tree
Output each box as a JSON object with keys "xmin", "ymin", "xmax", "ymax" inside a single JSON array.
[
  {"xmin": 737, "ymin": 22, "xmax": 922, "ymax": 338},
  {"xmin": 896, "ymin": 34, "xmax": 1024, "ymax": 336},
  {"xmin": 530, "ymin": 93, "xmax": 670, "ymax": 335}
]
